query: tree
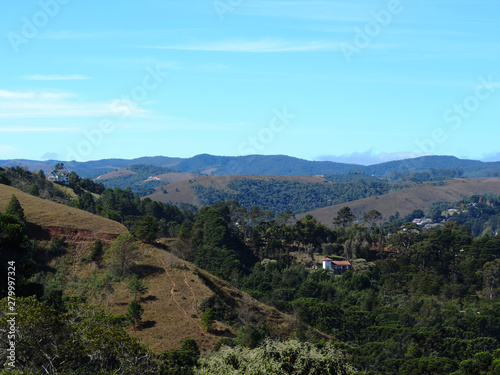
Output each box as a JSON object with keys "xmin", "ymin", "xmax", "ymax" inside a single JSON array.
[
  {"xmin": 276, "ymin": 210, "xmax": 294, "ymax": 226},
  {"xmin": 69, "ymin": 171, "xmax": 80, "ymax": 186},
  {"xmin": 363, "ymin": 209, "xmax": 382, "ymax": 225},
  {"xmin": 344, "ymin": 227, "xmax": 371, "ymax": 260},
  {"xmin": 0, "ymin": 212, "xmax": 27, "ymax": 250},
  {"xmin": 5, "ymin": 194, "xmax": 25, "ymax": 222},
  {"xmin": 54, "ymin": 162, "xmax": 64, "ymax": 171},
  {"xmin": 483, "ymin": 259, "xmax": 500, "ymax": 300},
  {"xmin": 200, "ymin": 308, "xmax": 216, "ymax": 332},
  {"xmin": 235, "ymin": 324, "xmax": 264, "ymax": 349},
  {"xmin": 0, "ymin": 296, "xmax": 156, "ymax": 373},
  {"xmin": 128, "ymin": 275, "xmax": 148, "ymax": 301},
  {"xmin": 29, "ymin": 184, "xmax": 40, "ymax": 197},
  {"xmin": 126, "ymin": 299, "xmax": 144, "ymax": 330},
  {"xmin": 333, "ymin": 207, "xmax": 355, "ymax": 227},
  {"xmin": 160, "ymin": 338, "xmax": 200, "ymax": 374},
  {"xmin": 106, "ymin": 233, "xmax": 139, "ymax": 278},
  {"xmin": 134, "ymin": 215, "xmax": 159, "ymax": 243},
  {"xmin": 90, "ymin": 238, "xmax": 104, "ymax": 265}
]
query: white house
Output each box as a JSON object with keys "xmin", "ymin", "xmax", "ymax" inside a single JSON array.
[
  {"xmin": 322, "ymin": 258, "xmax": 333, "ymax": 269},
  {"xmin": 47, "ymin": 169, "xmax": 70, "ymax": 185},
  {"xmin": 322, "ymin": 258, "xmax": 351, "ymax": 274}
]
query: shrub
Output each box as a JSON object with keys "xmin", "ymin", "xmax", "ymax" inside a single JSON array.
[{"xmin": 196, "ymin": 339, "xmax": 355, "ymax": 374}]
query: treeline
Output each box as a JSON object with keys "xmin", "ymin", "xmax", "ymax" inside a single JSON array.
[
  {"xmin": 193, "ymin": 178, "xmax": 393, "ymax": 215},
  {"xmin": 323, "ymin": 171, "xmax": 385, "ymax": 183},
  {"xmin": 70, "ymin": 186, "xmax": 190, "ymax": 237},
  {"xmin": 387, "ymin": 168, "xmax": 464, "ymax": 182}
]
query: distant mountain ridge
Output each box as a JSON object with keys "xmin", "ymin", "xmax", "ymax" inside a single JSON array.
[{"xmin": 2, "ymin": 154, "xmax": 500, "ymax": 179}]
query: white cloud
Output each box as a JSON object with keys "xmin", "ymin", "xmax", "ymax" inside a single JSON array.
[
  {"xmin": 0, "ymin": 90, "xmax": 35, "ymax": 99},
  {"xmin": 23, "ymin": 75, "xmax": 90, "ymax": 81},
  {"xmin": 0, "ymin": 90, "xmax": 148, "ymax": 119},
  {"xmin": 0, "ymin": 90, "xmax": 77, "ymax": 100},
  {"xmin": 41, "ymin": 29, "xmax": 198, "ymax": 40},
  {"xmin": 0, "ymin": 126, "xmax": 81, "ymax": 133},
  {"xmin": 141, "ymin": 39, "xmax": 339, "ymax": 53}
]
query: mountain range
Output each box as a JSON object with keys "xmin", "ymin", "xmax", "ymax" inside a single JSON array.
[{"xmin": 2, "ymin": 154, "xmax": 500, "ymax": 179}]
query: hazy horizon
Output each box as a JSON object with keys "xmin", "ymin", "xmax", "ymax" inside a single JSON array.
[{"xmin": 2, "ymin": 152, "xmax": 500, "ymax": 168}]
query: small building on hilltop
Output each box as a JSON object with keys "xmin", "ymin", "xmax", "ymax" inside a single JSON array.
[
  {"xmin": 322, "ymin": 258, "xmax": 351, "ymax": 275},
  {"xmin": 47, "ymin": 169, "xmax": 70, "ymax": 185}
]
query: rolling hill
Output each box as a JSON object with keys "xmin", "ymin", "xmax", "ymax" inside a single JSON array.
[
  {"xmin": 0, "ymin": 184, "xmax": 127, "ymax": 241},
  {"xmin": 145, "ymin": 174, "xmax": 336, "ymax": 209},
  {"xmin": 299, "ymin": 178, "xmax": 500, "ymax": 225}
]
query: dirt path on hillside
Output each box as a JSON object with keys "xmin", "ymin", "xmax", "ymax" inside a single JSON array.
[{"xmin": 147, "ymin": 248, "xmax": 205, "ymax": 333}]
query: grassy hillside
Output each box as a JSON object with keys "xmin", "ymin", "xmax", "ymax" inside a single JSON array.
[
  {"xmin": 101, "ymin": 245, "xmax": 299, "ymax": 353},
  {"xmin": 0, "ymin": 184, "xmax": 127, "ymax": 240},
  {"xmin": 300, "ymin": 178, "xmax": 500, "ymax": 224},
  {"xmin": 34, "ymin": 236, "xmax": 301, "ymax": 354}
]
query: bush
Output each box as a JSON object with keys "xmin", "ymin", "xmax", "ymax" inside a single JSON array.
[
  {"xmin": 200, "ymin": 308, "xmax": 216, "ymax": 331},
  {"xmin": 196, "ymin": 339, "xmax": 355, "ymax": 374}
]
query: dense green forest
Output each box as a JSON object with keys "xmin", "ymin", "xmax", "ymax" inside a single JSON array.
[
  {"xmin": 174, "ymin": 201, "xmax": 500, "ymax": 374},
  {"xmin": 193, "ymin": 178, "xmax": 393, "ymax": 215}
]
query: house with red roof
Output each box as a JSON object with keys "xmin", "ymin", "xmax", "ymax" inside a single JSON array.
[{"xmin": 322, "ymin": 258, "xmax": 351, "ymax": 274}]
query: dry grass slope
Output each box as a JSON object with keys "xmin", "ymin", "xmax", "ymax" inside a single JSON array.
[
  {"xmin": 67, "ymin": 243, "xmax": 300, "ymax": 354},
  {"xmin": 0, "ymin": 184, "xmax": 127, "ymax": 240}
]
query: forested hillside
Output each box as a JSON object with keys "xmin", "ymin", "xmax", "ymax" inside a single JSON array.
[{"xmin": 192, "ymin": 178, "xmax": 394, "ymax": 215}]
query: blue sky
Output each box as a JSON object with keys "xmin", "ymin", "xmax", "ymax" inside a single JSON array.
[{"xmin": 1, "ymin": 0, "xmax": 499, "ymax": 164}]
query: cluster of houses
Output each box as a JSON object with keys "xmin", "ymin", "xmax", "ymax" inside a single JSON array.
[{"xmin": 411, "ymin": 217, "xmax": 442, "ymax": 230}]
